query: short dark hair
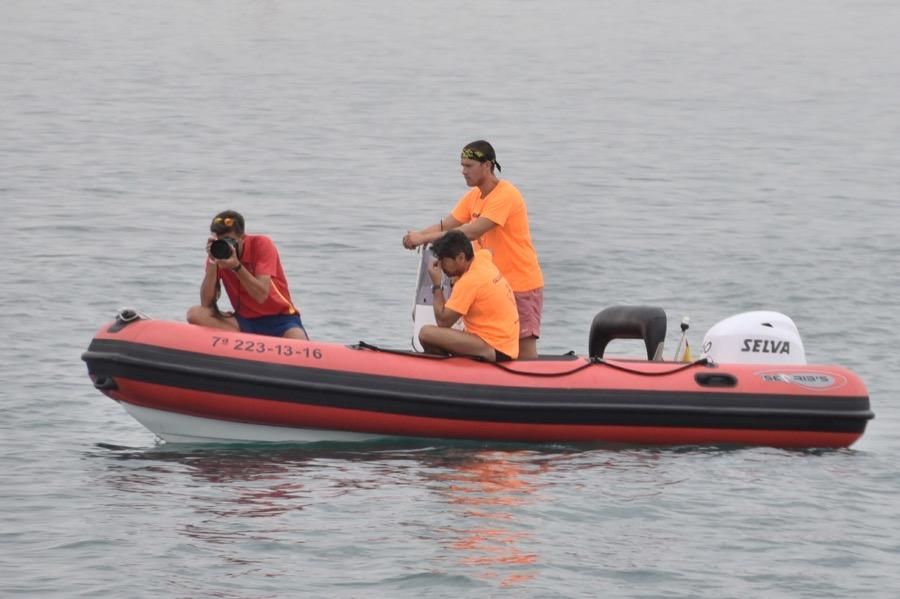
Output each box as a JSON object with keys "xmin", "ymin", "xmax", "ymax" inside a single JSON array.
[
  {"xmin": 210, "ymin": 210, "xmax": 245, "ymax": 235},
  {"xmin": 461, "ymin": 140, "xmax": 501, "ymax": 173},
  {"xmin": 430, "ymin": 230, "xmax": 473, "ymax": 261}
]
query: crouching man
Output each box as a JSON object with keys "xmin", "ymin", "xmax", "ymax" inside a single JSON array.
[
  {"xmin": 419, "ymin": 230, "xmax": 519, "ymax": 362},
  {"xmin": 186, "ymin": 210, "xmax": 308, "ymax": 340}
]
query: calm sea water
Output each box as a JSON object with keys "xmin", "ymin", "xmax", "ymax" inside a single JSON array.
[{"xmin": 3, "ymin": 1, "xmax": 899, "ymax": 596}]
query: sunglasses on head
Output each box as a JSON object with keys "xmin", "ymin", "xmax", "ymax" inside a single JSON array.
[{"xmin": 213, "ymin": 217, "xmax": 234, "ymax": 227}]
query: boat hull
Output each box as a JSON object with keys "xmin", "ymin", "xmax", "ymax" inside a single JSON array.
[{"xmin": 83, "ymin": 319, "xmax": 873, "ymax": 447}]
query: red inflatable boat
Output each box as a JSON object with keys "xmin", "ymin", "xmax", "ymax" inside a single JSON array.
[{"xmin": 82, "ymin": 308, "xmax": 872, "ymax": 448}]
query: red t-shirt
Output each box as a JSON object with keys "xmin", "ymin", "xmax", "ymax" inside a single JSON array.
[{"xmin": 216, "ymin": 234, "xmax": 299, "ymax": 318}]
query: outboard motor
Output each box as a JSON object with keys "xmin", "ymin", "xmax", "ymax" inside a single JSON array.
[
  {"xmin": 589, "ymin": 305, "xmax": 667, "ymax": 360},
  {"xmin": 701, "ymin": 311, "xmax": 806, "ymax": 365}
]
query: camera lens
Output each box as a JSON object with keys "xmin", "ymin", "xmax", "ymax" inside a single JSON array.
[{"xmin": 209, "ymin": 239, "xmax": 233, "ymax": 260}]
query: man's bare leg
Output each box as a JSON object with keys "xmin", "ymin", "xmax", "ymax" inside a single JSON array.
[
  {"xmin": 419, "ymin": 325, "xmax": 497, "ymax": 361},
  {"xmin": 283, "ymin": 326, "xmax": 309, "ymax": 340},
  {"xmin": 186, "ymin": 305, "xmax": 240, "ymax": 332},
  {"xmin": 518, "ymin": 336, "xmax": 538, "ymax": 360}
]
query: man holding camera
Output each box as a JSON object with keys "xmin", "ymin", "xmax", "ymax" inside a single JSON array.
[
  {"xmin": 186, "ymin": 210, "xmax": 308, "ymax": 339},
  {"xmin": 418, "ymin": 230, "xmax": 519, "ymax": 362}
]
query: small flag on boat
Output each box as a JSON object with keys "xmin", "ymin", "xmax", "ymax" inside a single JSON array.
[
  {"xmin": 676, "ymin": 316, "xmax": 692, "ymax": 362},
  {"xmin": 682, "ymin": 339, "xmax": 692, "ymax": 362}
]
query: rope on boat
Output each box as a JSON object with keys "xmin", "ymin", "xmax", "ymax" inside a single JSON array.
[
  {"xmin": 488, "ymin": 356, "xmax": 709, "ymax": 378},
  {"xmin": 354, "ymin": 340, "xmax": 710, "ymax": 378},
  {"xmin": 116, "ymin": 308, "xmax": 149, "ymax": 322},
  {"xmin": 587, "ymin": 356, "xmax": 710, "ymax": 376},
  {"xmin": 353, "ymin": 340, "xmax": 455, "ymax": 359}
]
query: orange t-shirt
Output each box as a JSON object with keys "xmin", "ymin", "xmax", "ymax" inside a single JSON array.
[
  {"xmin": 446, "ymin": 250, "xmax": 520, "ymax": 359},
  {"xmin": 216, "ymin": 235, "xmax": 299, "ymax": 319},
  {"xmin": 450, "ymin": 179, "xmax": 543, "ymax": 292}
]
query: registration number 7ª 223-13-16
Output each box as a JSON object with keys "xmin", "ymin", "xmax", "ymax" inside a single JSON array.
[{"xmin": 211, "ymin": 336, "xmax": 323, "ymax": 359}]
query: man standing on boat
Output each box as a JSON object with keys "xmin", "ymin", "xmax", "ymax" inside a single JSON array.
[
  {"xmin": 403, "ymin": 140, "xmax": 544, "ymax": 359},
  {"xmin": 187, "ymin": 210, "xmax": 309, "ymax": 340},
  {"xmin": 419, "ymin": 230, "xmax": 519, "ymax": 362}
]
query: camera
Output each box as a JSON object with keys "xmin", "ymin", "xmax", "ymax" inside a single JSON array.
[{"xmin": 209, "ymin": 238, "xmax": 237, "ymax": 260}]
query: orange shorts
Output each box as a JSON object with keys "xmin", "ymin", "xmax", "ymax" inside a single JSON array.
[{"xmin": 514, "ymin": 288, "xmax": 543, "ymax": 339}]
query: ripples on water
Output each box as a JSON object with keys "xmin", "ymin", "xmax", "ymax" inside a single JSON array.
[
  {"xmin": 3, "ymin": 0, "xmax": 900, "ymax": 596},
  {"xmin": 31, "ymin": 443, "xmax": 886, "ymax": 598}
]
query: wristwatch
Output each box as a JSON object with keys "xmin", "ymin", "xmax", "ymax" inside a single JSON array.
[
  {"xmin": 232, "ymin": 263, "xmax": 243, "ymax": 273},
  {"xmin": 431, "ymin": 284, "xmax": 442, "ymax": 293}
]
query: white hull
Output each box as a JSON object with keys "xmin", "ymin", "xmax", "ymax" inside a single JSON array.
[{"xmin": 120, "ymin": 402, "xmax": 391, "ymax": 444}]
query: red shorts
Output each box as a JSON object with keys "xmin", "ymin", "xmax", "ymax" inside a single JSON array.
[{"xmin": 514, "ymin": 288, "xmax": 543, "ymax": 339}]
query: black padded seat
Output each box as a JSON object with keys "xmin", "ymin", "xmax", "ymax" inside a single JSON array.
[{"xmin": 588, "ymin": 305, "xmax": 667, "ymax": 360}]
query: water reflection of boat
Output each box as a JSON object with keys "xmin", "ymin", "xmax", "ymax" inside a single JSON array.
[
  {"xmin": 95, "ymin": 445, "xmax": 311, "ymax": 520},
  {"xmin": 83, "ymin": 311, "xmax": 872, "ymax": 448},
  {"xmin": 432, "ymin": 451, "xmax": 544, "ymax": 587},
  {"xmin": 94, "ymin": 444, "xmax": 553, "ymax": 588}
]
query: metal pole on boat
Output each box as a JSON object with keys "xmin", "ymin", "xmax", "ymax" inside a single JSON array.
[{"xmin": 675, "ymin": 316, "xmax": 691, "ymax": 362}]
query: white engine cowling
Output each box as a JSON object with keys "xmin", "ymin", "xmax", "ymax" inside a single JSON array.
[{"xmin": 701, "ymin": 311, "xmax": 806, "ymax": 365}]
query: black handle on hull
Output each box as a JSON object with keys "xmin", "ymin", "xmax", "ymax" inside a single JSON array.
[
  {"xmin": 93, "ymin": 376, "xmax": 118, "ymax": 391},
  {"xmin": 695, "ymin": 372, "xmax": 738, "ymax": 387}
]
